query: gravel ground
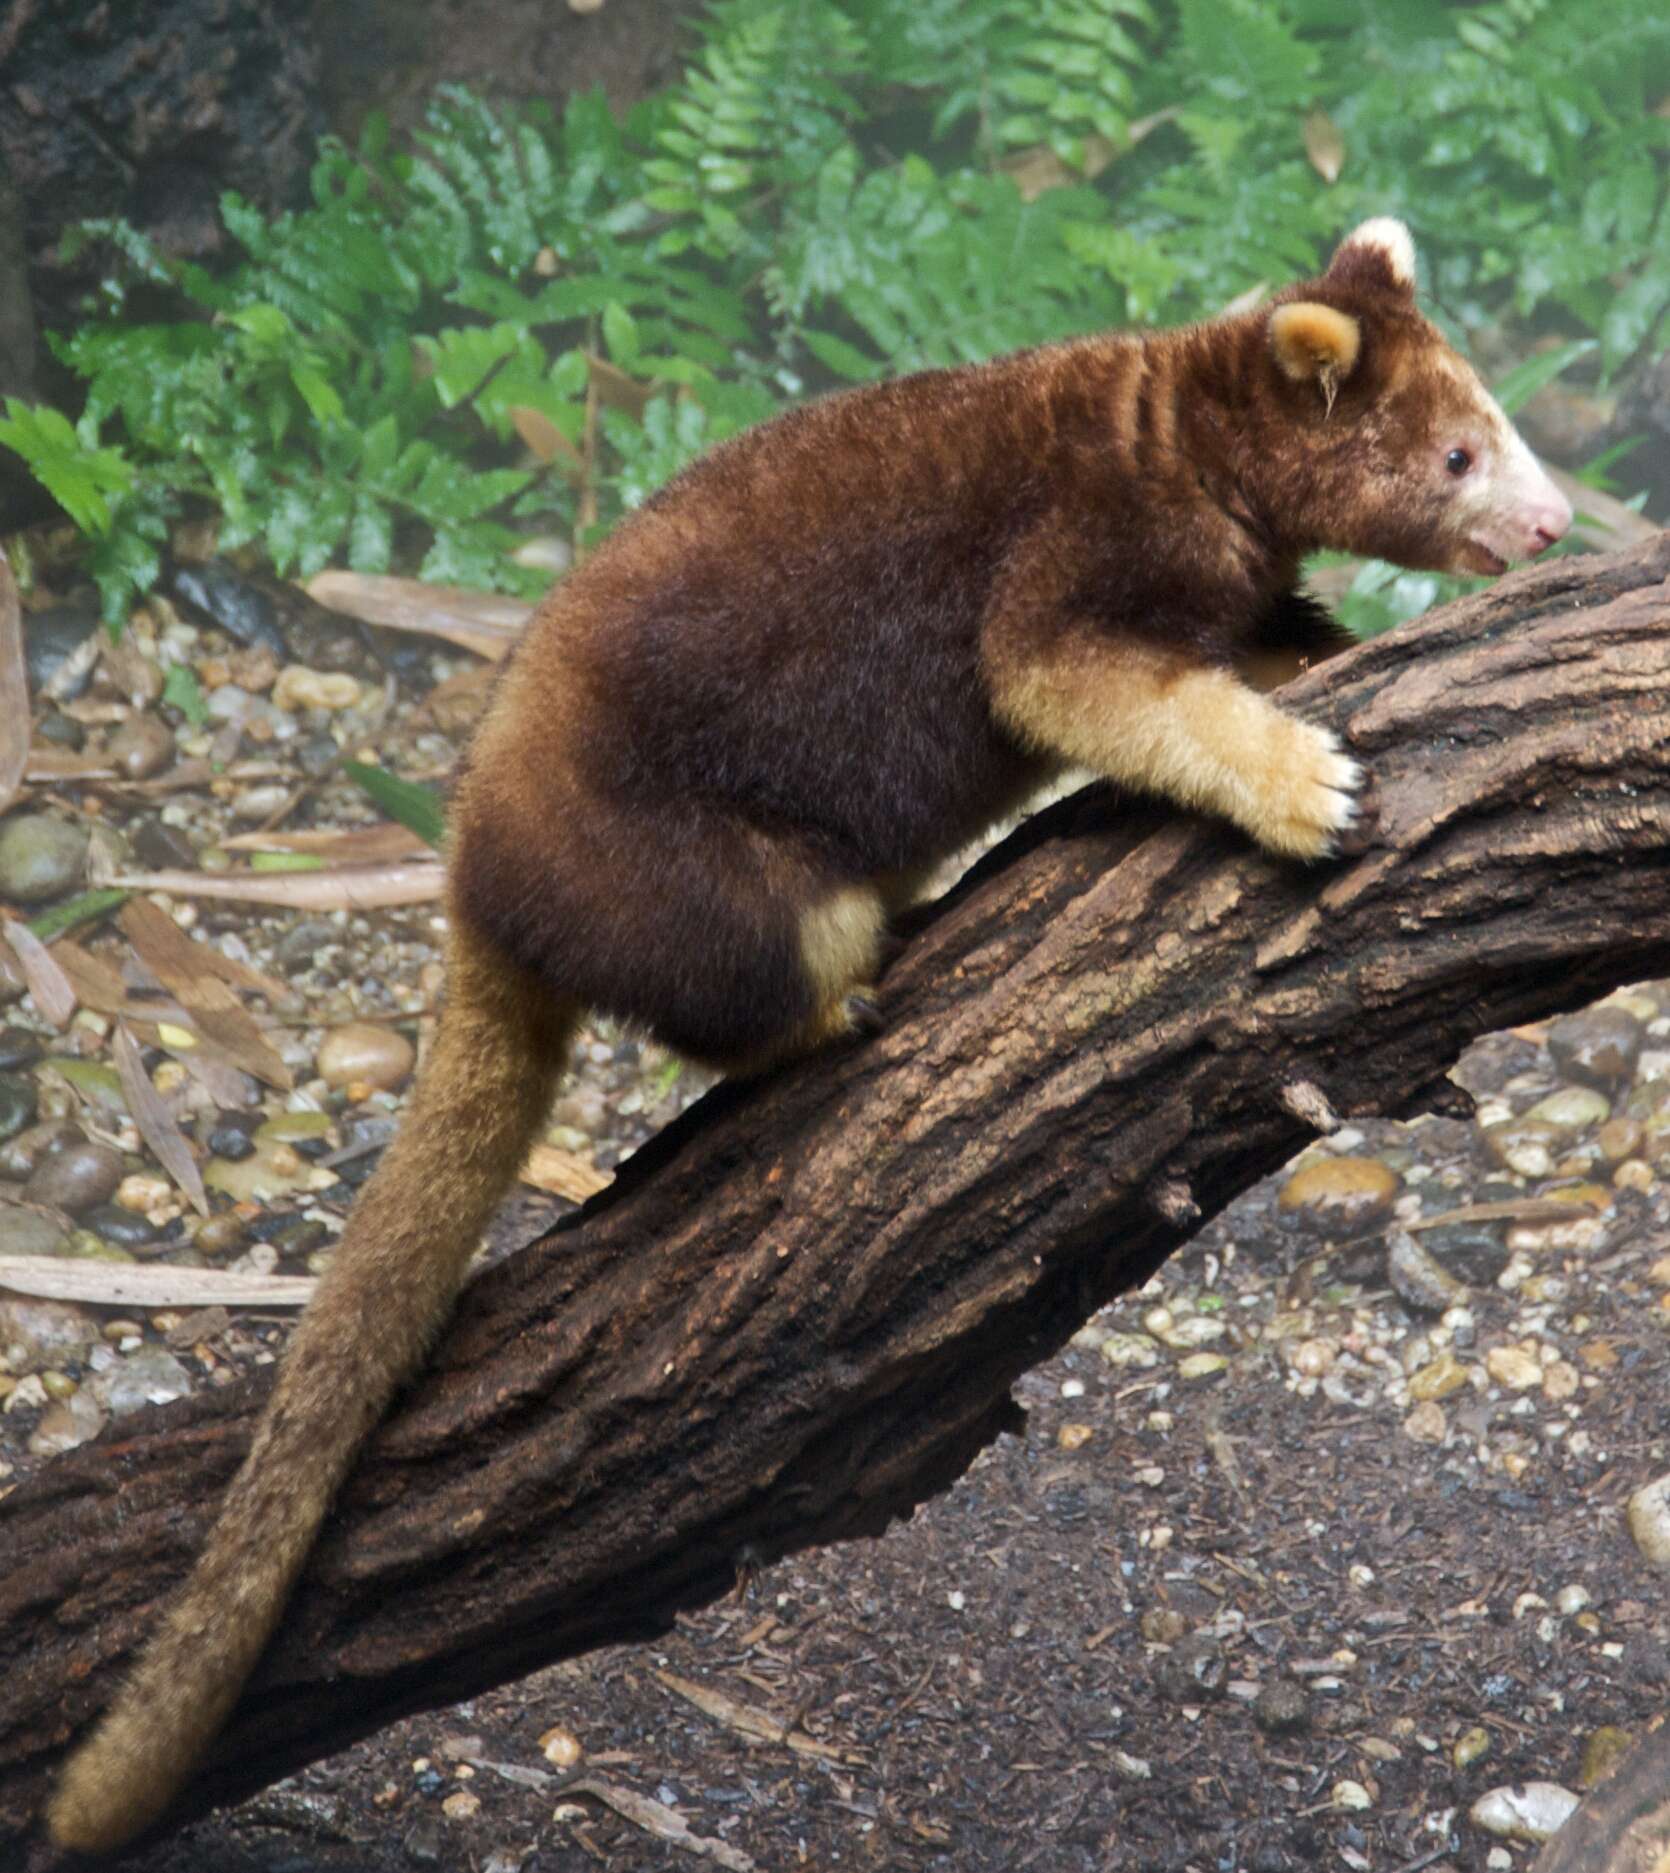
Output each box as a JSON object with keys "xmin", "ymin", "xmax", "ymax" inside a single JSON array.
[{"xmin": 3, "ymin": 571, "xmax": 1668, "ymax": 1871}]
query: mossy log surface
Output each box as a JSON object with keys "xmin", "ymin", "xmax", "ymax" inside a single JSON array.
[{"xmin": 3, "ymin": 534, "xmax": 1669, "ymax": 1860}]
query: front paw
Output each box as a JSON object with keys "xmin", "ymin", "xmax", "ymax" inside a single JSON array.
[{"xmin": 1252, "ymin": 720, "xmax": 1366, "ymax": 861}]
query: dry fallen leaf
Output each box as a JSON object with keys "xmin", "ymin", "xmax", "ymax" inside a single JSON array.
[
  {"xmin": 3, "ymin": 920, "xmax": 76, "ymax": 1027},
  {"xmin": 112, "ymin": 862, "xmax": 445, "ymax": 912},
  {"xmin": 305, "ymin": 571, "xmax": 529, "ymax": 660},
  {"xmin": 520, "ymin": 1143, "xmax": 612, "ymax": 1204},
  {"xmin": 112, "ymin": 1022, "xmax": 209, "ymax": 1215},
  {"xmin": 0, "ymin": 1255, "xmax": 316, "ymax": 1307},
  {"xmin": 120, "ymin": 898, "xmax": 293, "ymax": 1090},
  {"xmin": 1303, "ymin": 107, "xmax": 1346, "ymax": 183},
  {"xmin": 219, "ymin": 823, "xmax": 433, "ymax": 865}
]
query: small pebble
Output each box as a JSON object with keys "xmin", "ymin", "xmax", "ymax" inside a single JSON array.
[
  {"xmin": 1277, "ymin": 1156, "xmax": 1400, "ymax": 1234},
  {"xmin": 27, "ymin": 1390, "xmax": 107, "ymax": 1457},
  {"xmin": 1524, "ymin": 1086, "xmax": 1611, "ymax": 1136},
  {"xmin": 92, "ymin": 1348, "xmax": 194, "ymax": 1418},
  {"xmin": 83, "ymin": 1203, "xmax": 161, "ymax": 1249},
  {"xmin": 0, "ymin": 813, "xmax": 89, "ymax": 902},
  {"xmin": 1453, "ymin": 1725, "xmax": 1491, "ymax": 1769},
  {"xmin": 1626, "ymin": 1472, "xmax": 1670, "ymax": 1572},
  {"xmin": 0, "ymin": 1027, "xmax": 42, "ymax": 1071},
  {"xmin": 1480, "ymin": 1117, "xmax": 1563, "ymax": 1180},
  {"xmin": 0, "ymin": 1073, "xmax": 38, "ymax": 1144},
  {"xmin": 272, "ymin": 665, "xmax": 362, "ymax": 712},
  {"xmin": 1332, "ymin": 1780, "xmax": 1372, "ymax": 1811},
  {"xmin": 0, "ymin": 1297, "xmax": 100, "ymax": 1369},
  {"xmin": 316, "ymin": 1023, "xmax": 416, "ymax": 1092},
  {"xmin": 105, "ymin": 712, "xmax": 176, "ymax": 780},
  {"xmin": 1548, "ymin": 1005, "xmax": 1644, "ymax": 1090},
  {"xmin": 1252, "ymin": 1679, "xmax": 1310, "ymax": 1735},
  {"xmin": 24, "ymin": 1139, "xmax": 125, "ymax": 1212},
  {"xmin": 1484, "ymin": 1345, "xmax": 1542, "ymax": 1391},
  {"xmin": 1403, "ymin": 1400, "xmax": 1447, "ymax": 1444},
  {"xmin": 1469, "ymin": 1782, "xmax": 1579, "ymax": 1843},
  {"xmin": 1156, "ymin": 1634, "xmax": 1227, "ymax": 1703},
  {"xmin": 0, "ymin": 1208, "xmax": 66, "ymax": 1256},
  {"xmin": 1408, "ymin": 1354, "xmax": 1471, "ymax": 1402},
  {"xmin": 1387, "ymin": 1231, "xmax": 1467, "ymax": 1312},
  {"xmin": 538, "ymin": 1726, "xmax": 583, "ymax": 1769}
]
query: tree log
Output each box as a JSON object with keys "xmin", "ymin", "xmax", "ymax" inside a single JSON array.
[{"xmin": 3, "ymin": 535, "xmax": 1669, "ymax": 1859}]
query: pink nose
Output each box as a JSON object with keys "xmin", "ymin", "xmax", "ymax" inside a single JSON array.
[{"xmin": 1528, "ymin": 494, "xmax": 1572, "ymax": 556}]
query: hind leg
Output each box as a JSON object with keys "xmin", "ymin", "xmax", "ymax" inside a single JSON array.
[{"xmin": 706, "ymin": 880, "xmax": 887, "ymax": 1077}]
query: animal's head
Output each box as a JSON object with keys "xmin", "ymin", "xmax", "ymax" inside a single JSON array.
[{"xmin": 1264, "ymin": 217, "xmax": 1571, "ymax": 575}]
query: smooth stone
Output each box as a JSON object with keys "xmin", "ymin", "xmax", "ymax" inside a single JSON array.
[
  {"xmin": 295, "ymin": 731, "xmax": 341, "ymax": 779},
  {"xmin": 316, "ymin": 1022, "xmax": 415, "ymax": 1092},
  {"xmin": 0, "ymin": 1026, "xmax": 42, "ymax": 1071},
  {"xmin": 1525, "ymin": 1086, "xmax": 1612, "ymax": 1135},
  {"xmin": 0, "ymin": 1296, "xmax": 99, "ymax": 1368},
  {"xmin": 24, "ymin": 601, "xmax": 98, "ymax": 695},
  {"xmin": 204, "ymin": 1121, "xmax": 257, "ymax": 1160},
  {"xmin": 1486, "ymin": 1345, "xmax": 1542, "ymax": 1390},
  {"xmin": 93, "ymin": 1347, "xmax": 194, "ymax": 1417},
  {"xmin": 274, "ymin": 918, "xmax": 340, "ymax": 968},
  {"xmin": 1387, "ymin": 1231, "xmax": 1467, "ymax": 1313},
  {"xmin": 1480, "ymin": 1117, "xmax": 1564, "ymax": 1180},
  {"xmin": 60, "ymin": 1229, "xmax": 135, "ymax": 1263},
  {"xmin": 1252, "ymin": 1679, "xmax": 1310, "ymax": 1734},
  {"xmin": 0, "ymin": 1072, "xmax": 37, "ymax": 1143},
  {"xmin": 1548, "ymin": 1006, "xmax": 1644, "ymax": 1091},
  {"xmin": 1420, "ymin": 1222, "xmax": 1510, "ymax": 1287},
  {"xmin": 1627, "ymin": 1473, "xmax": 1670, "ymax": 1571},
  {"xmin": 105, "ymin": 712, "xmax": 176, "ymax": 780},
  {"xmin": 1469, "ymin": 1783, "xmax": 1579, "ymax": 1843},
  {"xmin": 83, "ymin": 1202, "xmax": 161, "ymax": 1248},
  {"xmin": 168, "ymin": 561, "xmax": 289, "ymax": 655},
  {"xmin": 24, "ymin": 1139, "xmax": 125, "ymax": 1212},
  {"xmin": 28, "ymin": 1390, "xmax": 107, "ymax": 1456},
  {"xmin": 1277, "ymin": 1155, "xmax": 1401, "ymax": 1235},
  {"xmin": 1408, "ymin": 1353, "xmax": 1471, "ymax": 1401},
  {"xmin": 192, "ymin": 1213, "xmax": 247, "ymax": 1256},
  {"xmin": 1596, "ymin": 1117, "xmax": 1644, "ymax": 1165},
  {"xmin": 0, "ymin": 1116, "xmax": 82, "ymax": 1176},
  {"xmin": 231, "ymin": 782, "xmax": 292, "ymax": 822},
  {"xmin": 0, "ymin": 814, "xmax": 88, "ymax": 902},
  {"xmin": 130, "ymin": 816, "xmax": 199, "ymax": 871},
  {"xmin": 0, "ymin": 1207, "xmax": 66, "ymax": 1256}
]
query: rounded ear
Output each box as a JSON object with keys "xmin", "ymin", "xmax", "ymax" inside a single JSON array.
[
  {"xmin": 1326, "ymin": 216, "xmax": 1417, "ymax": 296},
  {"xmin": 1269, "ymin": 301, "xmax": 1361, "ymax": 408}
]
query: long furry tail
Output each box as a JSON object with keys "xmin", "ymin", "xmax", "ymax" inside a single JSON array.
[{"xmin": 48, "ymin": 923, "xmax": 575, "ymax": 1856}]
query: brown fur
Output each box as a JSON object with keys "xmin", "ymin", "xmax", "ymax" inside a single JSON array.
[{"xmin": 51, "ymin": 221, "xmax": 1546, "ymax": 1854}]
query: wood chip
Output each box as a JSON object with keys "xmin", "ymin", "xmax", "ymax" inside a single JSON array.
[
  {"xmin": 305, "ymin": 570, "xmax": 529, "ymax": 660},
  {"xmin": 112, "ymin": 1022, "xmax": 209, "ymax": 1216},
  {"xmin": 563, "ymin": 1776, "xmax": 757, "ymax": 1872},
  {"xmin": 520, "ymin": 1144, "xmax": 612, "ymax": 1203},
  {"xmin": 112, "ymin": 862, "xmax": 445, "ymax": 912},
  {"xmin": 3, "ymin": 920, "xmax": 76, "ymax": 1026},
  {"xmin": 0, "ymin": 1256, "xmax": 316, "ymax": 1307},
  {"xmin": 119, "ymin": 899, "xmax": 293, "ymax": 1090},
  {"xmin": 0, "ymin": 546, "xmax": 25, "ymax": 813}
]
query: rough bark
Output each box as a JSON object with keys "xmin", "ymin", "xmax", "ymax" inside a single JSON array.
[
  {"xmin": 1533, "ymin": 1715, "xmax": 1670, "ymax": 1872},
  {"xmin": 3, "ymin": 535, "xmax": 1669, "ymax": 1860}
]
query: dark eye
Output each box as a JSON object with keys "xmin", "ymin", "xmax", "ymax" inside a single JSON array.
[{"xmin": 1446, "ymin": 448, "xmax": 1472, "ymax": 476}]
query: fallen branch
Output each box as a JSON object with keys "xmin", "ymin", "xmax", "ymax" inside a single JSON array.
[{"xmin": 2, "ymin": 536, "xmax": 1668, "ymax": 1860}]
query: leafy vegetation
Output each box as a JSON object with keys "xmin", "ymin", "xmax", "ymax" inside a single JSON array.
[{"xmin": 5, "ymin": 0, "xmax": 1667, "ymax": 624}]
